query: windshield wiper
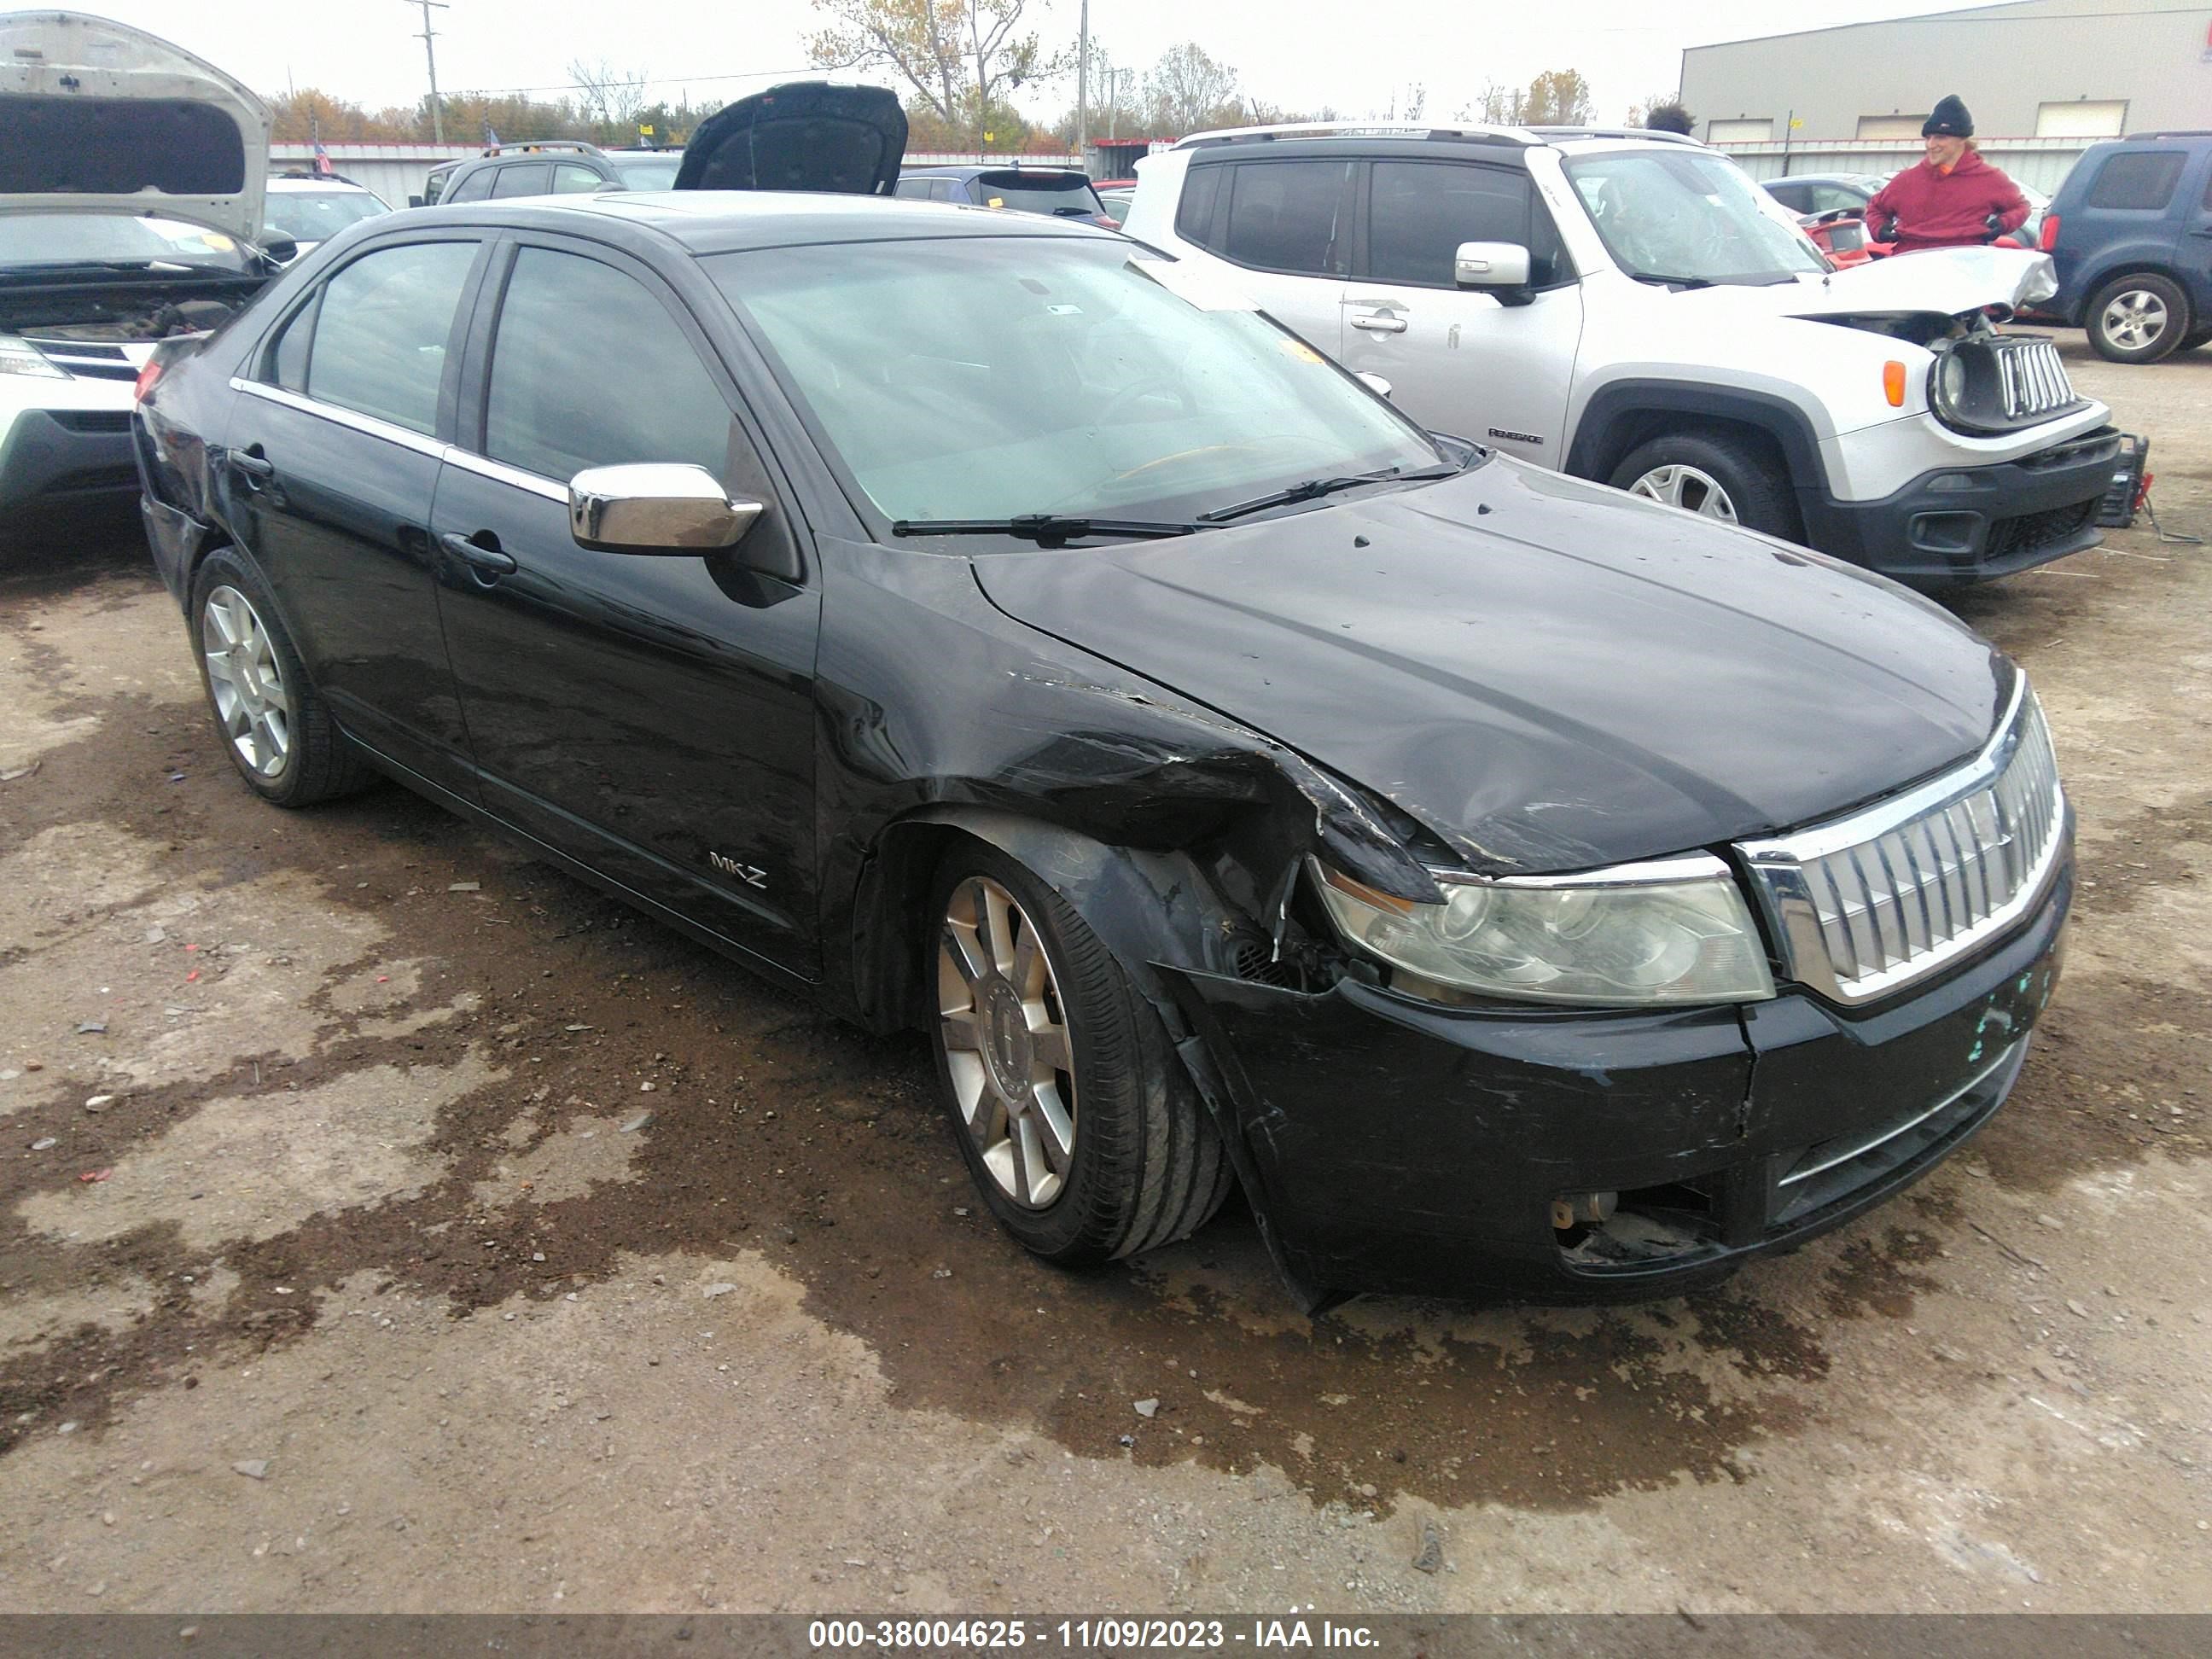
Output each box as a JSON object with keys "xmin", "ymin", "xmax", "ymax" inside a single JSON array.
[
  {"xmin": 1627, "ymin": 271, "xmax": 1716, "ymax": 290},
  {"xmin": 892, "ymin": 514, "xmax": 1202, "ymax": 545},
  {"xmin": 1197, "ymin": 463, "xmax": 1463, "ymax": 526}
]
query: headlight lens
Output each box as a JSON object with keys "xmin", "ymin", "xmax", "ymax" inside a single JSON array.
[
  {"xmin": 1935, "ymin": 349, "xmax": 1969, "ymax": 410},
  {"xmin": 0, "ymin": 336, "xmax": 68, "ymax": 380},
  {"xmin": 1317, "ymin": 855, "xmax": 1776, "ymax": 1006}
]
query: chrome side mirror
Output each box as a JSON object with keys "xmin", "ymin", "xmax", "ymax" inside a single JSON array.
[
  {"xmin": 568, "ymin": 463, "xmax": 762, "ymax": 553},
  {"xmin": 1354, "ymin": 371, "xmax": 1394, "ymax": 400},
  {"xmin": 1454, "ymin": 241, "xmax": 1531, "ymax": 289}
]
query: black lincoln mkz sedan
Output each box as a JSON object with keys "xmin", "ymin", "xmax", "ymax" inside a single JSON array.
[{"xmin": 134, "ymin": 159, "xmax": 2071, "ymax": 1308}]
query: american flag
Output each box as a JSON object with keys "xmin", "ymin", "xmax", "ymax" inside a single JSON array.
[{"xmin": 311, "ymin": 121, "xmax": 332, "ymax": 175}]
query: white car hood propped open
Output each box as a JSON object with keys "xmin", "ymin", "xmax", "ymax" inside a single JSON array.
[
  {"xmin": 0, "ymin": 10, "xmax": 270, "ymax": 246},
  {"xmin": 1782, "ymin": 246, "xmax": 2062, "ymax": 320}
]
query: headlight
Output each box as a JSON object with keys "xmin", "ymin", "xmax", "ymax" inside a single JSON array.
[
  {"xmin": 1934, "ymin": 349, "xmax": 1969, "ymax": 410},
  {"xmin": 1316, "ymin": 854, "xmax": 1776, "ymax": 1007},
  {"xmin": 0, "ymin": 336, "xmax": 68, "ymax": 380}
]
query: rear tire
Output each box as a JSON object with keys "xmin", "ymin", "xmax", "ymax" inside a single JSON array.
[
  {"xmin": 1608, "ymin": 430, "xmax": 1802, "ymax": 542},
  {"xmin": 189, "ymin": 547, "xmax": 372, "ymax": 807},
  {"xmin": 2086, "ymin": 272, "xmax": 2191, "ymax": 364},
  {"xmin": 927, "ymin": 841, "xmax": 1231, "ymax": 1266}
]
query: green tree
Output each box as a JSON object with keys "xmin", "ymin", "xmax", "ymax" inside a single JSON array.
[{"xmin": 806, "ymin": 0, "xmax": 1063, "ymax": 150}]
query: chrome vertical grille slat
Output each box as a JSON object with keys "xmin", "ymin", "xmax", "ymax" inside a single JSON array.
[
  {"xmin": 1989, "ymin": 336, "xmax": 2076, "ymax": 422},
  {"xmin": 1738, "ymin": 683, "xmax": 2068, "ymax": 1004}
]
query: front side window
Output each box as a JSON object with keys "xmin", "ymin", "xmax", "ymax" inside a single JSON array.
[
  {"xmin": 484, "ymin": 246, "xmax": 732, "ymax": 482},
  {"xmin": 1220, "ymin": 160, "xmax": 1353, "ymax": 275},
  {"xmin": 306, "ymin": 241, "xmax": 478, "ymax": 434},
  {"xmin": 713, "ymin": 236, "xmax": 1441, "ymax": 527},
  {"xmin": 2086, "ymin": 151, "xmax": 2185, "ymax": 212},
  {"xmin": 1366, "ymin": 162, "xmax": 1573, "ymax": 287},
  {"xmin": 1564, "ymin": 150, "xmax": 1826, "ymax": 285},
  {"xmin": 443, "ymin": 168, "xmax": 495, "ymax": 204}
]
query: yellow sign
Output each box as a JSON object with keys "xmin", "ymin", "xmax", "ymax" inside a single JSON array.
[{"xmin": 640, "ymin": 122, "xmax": 655, "ymax": 137}]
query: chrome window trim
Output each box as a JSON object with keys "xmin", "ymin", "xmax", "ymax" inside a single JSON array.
[
  {"xmin": 230, "ymin": 376, "xmax": 445, "ymax": 459},
  {"xmin": 439, "ymin": 445, "xmax": 569, "ymax": 502},
  {"xmin": 1737, "ymin": 677, "xmax": 2068, "ymax": 1005}
]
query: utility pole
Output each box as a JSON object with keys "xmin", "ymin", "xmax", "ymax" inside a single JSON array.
[
  {"xmin": 406, "ymin": 0, "xmax": 450, "ymax": 146},
  {"xmin": 1075, "ymin": 0, "xmax": 1090, "ymax": 173}
]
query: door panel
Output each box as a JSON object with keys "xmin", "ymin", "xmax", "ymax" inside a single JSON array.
[
  {"xmin": 1339, "ymin": 160, "xmax": 1582, "ymax": 459},
  {"xmin": 229, "ymin": 238, "xmax": 484, "ymax": 789},
  {"xmin": 433, "ymin": 242, "xmax": 821, "ymax": 973}
]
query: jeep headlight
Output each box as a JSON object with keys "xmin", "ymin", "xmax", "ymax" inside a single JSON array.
[
  {"xmin": 1317, "ymin": 854, "xmax": 1776, "ymax": 1006},
  {"xmin": 0, "ymin": 336, "xmax": 68, "ymax": 379}
]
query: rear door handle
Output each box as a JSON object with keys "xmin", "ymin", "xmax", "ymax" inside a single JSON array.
[
  {"xmin": 439, "ymin": 531, "xmax": 518, "ymax": 577},
  {"xmin": 1349, "ymin": 311, "xmax": 1407, "ymax": 334}
]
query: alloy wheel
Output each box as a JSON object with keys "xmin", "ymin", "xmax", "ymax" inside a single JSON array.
[
  {"xmin": 1628, "ymin": 463, "xmax": 1739, "ymax": 522},
  {"xmin": 201, "ymin": 585, "xmax": 293, "ymax": 780},
  {"xmin": 2100, "ymin": 289, "xmax": 2169, "ymax": 353},
  {"xmin": 937, "ymin": 875, "xmax": 1077, "ymax": 1208}
]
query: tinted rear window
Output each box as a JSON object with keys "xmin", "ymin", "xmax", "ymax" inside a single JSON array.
[
  {"xmin": 2086, "ymin": 151, "xmax": 2185, "ymax": 211},
  {"xmin": 971, "ymin": 172, "xmax": 1102, "ymax": 216}
]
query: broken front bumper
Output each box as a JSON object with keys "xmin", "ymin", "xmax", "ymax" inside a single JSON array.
[{"xmin": 1168, "ymin": 857, "xmax": 2071, "ymax": 1306}]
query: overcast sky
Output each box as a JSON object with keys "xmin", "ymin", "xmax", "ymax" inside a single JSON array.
[{"xmin": 86, "ymin": 0, "xmax": 1965, "ymax": 132}]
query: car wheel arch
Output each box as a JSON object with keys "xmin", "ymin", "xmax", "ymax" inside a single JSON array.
[
  {"xmin": 2068, "ymin": 259, "xmax": 2195, "ymax": 327},
  {"xmin": 1566, "ymin": 381, "xmax": 1826, "ymax": 497}
]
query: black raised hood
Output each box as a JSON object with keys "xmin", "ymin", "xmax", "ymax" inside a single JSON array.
[{"xmin": 673, "ymin": 82, "xmax": 906, "ymax": 195}]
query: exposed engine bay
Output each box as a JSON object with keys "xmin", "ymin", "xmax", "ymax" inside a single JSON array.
[{"xmin": 1, "ymin": 283, "xmax": 247, "ymax": 341}]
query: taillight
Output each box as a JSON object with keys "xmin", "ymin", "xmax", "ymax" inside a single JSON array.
[
  {"xmin": 133, "ymin": 358, "xmax": 164, "ymax": 403},
  {"xmin": 2040, "ymin": 212, "xmax": 2060, "ymax": 252}
]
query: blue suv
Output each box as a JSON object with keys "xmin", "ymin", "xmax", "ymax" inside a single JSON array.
[{"xmin": 2043, "ymin": 131, "xmax": 2212, "ymax": 364}]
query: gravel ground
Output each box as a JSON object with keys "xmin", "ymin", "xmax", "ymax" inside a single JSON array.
[{"xmin": 0, "ymin": 335, "xmax": 2207, "ymax": 1616}]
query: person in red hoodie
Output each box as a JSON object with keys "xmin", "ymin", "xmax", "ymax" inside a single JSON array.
[{"xmin": 1866, "ymin": 95, "xmax": 2031, "ymax": 254}]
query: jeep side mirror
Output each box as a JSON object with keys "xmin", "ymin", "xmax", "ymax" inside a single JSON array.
[
  {"xmin": 569, "ymin": 463, "xmax": 762, "ymax": 554},
  {"xmin": 1455, "ymin": 241, "xmax": 1534, "ymax": 306}
]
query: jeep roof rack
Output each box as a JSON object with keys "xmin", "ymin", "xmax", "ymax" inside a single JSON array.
[
  {"xmin": 1173, "ymin": 119, "xmax": 1540, "ymax": 151},
  {"xmin": 1523, "ymin": 126, "xmax": 1704, "ymax": 146}
]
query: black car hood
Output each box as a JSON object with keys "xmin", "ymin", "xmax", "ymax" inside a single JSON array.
[
  {"xmin": 970, "ymin": 460, "xmax": 2011, "ymax": 874},
  {"xmin": 673, "ymin": 83, "xmax": 905, "ymax": 195}
]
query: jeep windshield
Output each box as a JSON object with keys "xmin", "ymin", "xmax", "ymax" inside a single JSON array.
[
  {"xmin": 0, "ymin": 212, "xmax": 258, "ymax": 276},
  {"xmin": 1563, "ymin": 151, "xmax": 1826, "ymax": 287},
  {"xmin": 712, "ymin": 237, "xmax": 1447, "ymax": 534}
]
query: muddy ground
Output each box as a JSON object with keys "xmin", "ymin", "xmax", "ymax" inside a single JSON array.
[{"xmin": 0, "ymin": 340, "xmax": 2207, "ymax": 1616}]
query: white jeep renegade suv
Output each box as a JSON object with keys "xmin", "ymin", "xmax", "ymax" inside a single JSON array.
[{"xmin": 1123, "ymin": 123, "xmax": 2120, "ymax": 585}]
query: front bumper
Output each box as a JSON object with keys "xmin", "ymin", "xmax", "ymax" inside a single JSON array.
[
  {"xmin": 1170, "ymin": 858, "xmax": 2070, "ymax": 1306},
  {"xmin": 0, "ymin": 406, "xmax": 139, "ymax": 513},
  {"xmin": 1804, "ymin": 426, "xmax": 2120, "ymax": 585}
]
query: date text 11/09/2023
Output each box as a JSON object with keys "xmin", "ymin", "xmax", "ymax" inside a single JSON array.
[{"xmin": 807, "ymin": 1618, "xmax": 1380, "ymax": 1650}]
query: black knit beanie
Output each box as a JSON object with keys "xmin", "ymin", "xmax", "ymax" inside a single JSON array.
[{"xmin": 1923, "ymin": 95, "xmax": 1973, "ymax": 138}]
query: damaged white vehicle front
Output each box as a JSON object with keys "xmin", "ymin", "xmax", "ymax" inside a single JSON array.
[{"xmin": 0, "ymin": 11, "xmax": 279, "ymax": 541}]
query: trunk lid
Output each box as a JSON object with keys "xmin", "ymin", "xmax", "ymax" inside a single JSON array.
[{"xmin": 0, "ymin": 11, "xmax": 270, "ymax": 246}]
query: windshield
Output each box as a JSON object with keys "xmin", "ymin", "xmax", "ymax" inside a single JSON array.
[
  {"xmin": 971, "ymin": 172, "xmax": 1105, "ymax": 218},
  {"xmin": 612, "ymin": 155, "xmax": 684, "ymax": 190},
  {"xmin": 1564, "ymin": 151, "xmax": 1827, "ymax": 285},
  {"xmin": 264, "ymin": 189, "xmax": 390, "ymax": 244},
  {"xmin": 0, "ymin": 212, "xmax": 257, "ymax": 272},
  {"xmin": 710, "ymin": 237, "xmax": 1442, "ymax": 529}
]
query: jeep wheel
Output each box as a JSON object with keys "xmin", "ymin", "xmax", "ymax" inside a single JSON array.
[
  {"xmin": 1610, "ymin": 432, "xmax": 1801, "ymax": 541},
  {"xmin": 928, "ymin": 841, "xmax": 1231, "ymax": 1266},
  {"xmin": 2087, "ymin": 273, "xmax": 2190, "ymax": 364}
]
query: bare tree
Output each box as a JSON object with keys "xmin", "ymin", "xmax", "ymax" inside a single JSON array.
[
  {"xmin": 807, "ymin": 0, "xmax": 1059, "ymax": 148},
  {"xmin": 1459, "ymin": 81, "xmax": 1526, "ymax": 126},
  {"xmin": 568, "ymin": 58, "xmax": 648, "ymax": 140},
  {"xmin": 1144, "ymin": 42, "xmax": 1238, "ymax": 135}
]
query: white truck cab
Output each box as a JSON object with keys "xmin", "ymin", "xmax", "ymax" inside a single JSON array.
[{"xmin": 1124, "ymin": 123, "xmax": 2119, "ymax": 585}]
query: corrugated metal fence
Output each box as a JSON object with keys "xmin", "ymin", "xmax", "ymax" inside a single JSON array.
[{"xmin": 1716, "ymin": 137, "xmax": 2096, "ymax": 195}]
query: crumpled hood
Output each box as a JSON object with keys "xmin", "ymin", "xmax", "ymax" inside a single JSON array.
[
  {"xmin": 0, "ymin": 12, "xmax": 269, "ymax": 245},
  {"xmin": 971, "ymin": 460, "xmax": 2010, "ymax": 874},
  {"xmin": 1657, "ymin": 247, "xmax": 2058, "ymax": 326}
]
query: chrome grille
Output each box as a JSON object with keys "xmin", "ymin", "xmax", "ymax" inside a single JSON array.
[
  {"xmin": 1994, "ymin": 336, "xmax": 2075, "ymax": 422},
  {"xmin": 1738, "ymin": 682, "xmax": 2067, "ymax": 1004}
]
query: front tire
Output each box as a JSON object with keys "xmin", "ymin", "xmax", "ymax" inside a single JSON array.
[
  {"xmin": 189, "ymin": 547, "xmax": 371, "ymax": 806},
  {"xmin": 928, "ymin": 841, "xmax": 1231, "ymax": 1266},
  {"xmin": 2086, "ymin": 272, "xmax": 2191, "ymax": 364},
  {"xmin": 1609, "ymin": 430, "xmax": 1802, "ymax": 541}
]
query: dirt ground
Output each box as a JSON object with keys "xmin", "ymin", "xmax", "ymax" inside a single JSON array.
[{"xmin": 0, "ymin": 337, "xmax": 2207, "ymax": 1618}]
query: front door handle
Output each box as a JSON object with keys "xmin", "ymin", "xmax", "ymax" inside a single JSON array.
[
  {"xmin": 229, "ymin": 445, "xmax": 275, "ymax": 484},
  {"xmin": 1349, "ymin": 311, "xmax": 1407, "ymax": 334},
  {"xmin": 439, "ymin": 531, "xmax": 518, "ymax": 577}
]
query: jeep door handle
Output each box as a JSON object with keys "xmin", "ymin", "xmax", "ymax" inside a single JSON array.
[
  {"xmin": 439, "ymin": 531, "xmax": 518, "ymax": 577},
  {"xmin": 1350, "ymin": 312, "xmax": 1407, "ymax": 334}
]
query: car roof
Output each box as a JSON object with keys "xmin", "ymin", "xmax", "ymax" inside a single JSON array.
[
  {"xmin": 406, "ymin": 189, "xmax": 1121, "ymax": 254},
  {"xmin": 899, "ymin": 164, "xmax": 1086, "ymax": 178}
]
